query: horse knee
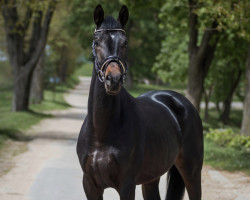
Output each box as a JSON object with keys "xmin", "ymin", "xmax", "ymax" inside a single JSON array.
[
  {"xmin": 142, "ymin": 179, "xmax": 160, "ymax": 200},
  {"xmin": 118, "ymin": 177, "xmax": 136, "ymax": 200},
  {"xmin": 83, "ymin": 175, "xmax": 104, "ymax": 200}
]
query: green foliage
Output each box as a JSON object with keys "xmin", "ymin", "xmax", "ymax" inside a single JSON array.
[
  {"xmin": 45, "ymin": 0, "xmax": 83, "ymax": 84},
  {"xmin": 204, "ymin": 32, "xmax": 247, "ymax": 104},
  {"xmin": 204, "ymin": 138, "xmax": 250, "ymax": 174},
  {"xmin": 152, "ymin": 1, "xmax": 188, "ymax": 84},
  {"xmin": 205, "ymin": 128, "xmax": 250, "ymax": 149},
  {"xmin": 196, "ymin": 0, "xmax": 250, "ymax": 41},
  {"xmin": 154, "ymin": 0, "xmax": 250, "ymax": 85}
]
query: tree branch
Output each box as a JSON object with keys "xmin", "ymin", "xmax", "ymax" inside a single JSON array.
[
  {"xmin": 27, "ymin": 10, "xmax": 43, "ymax": 60},
  {"xmin": 196, "ymin": 20, "xmax": 219, "ymax": 66},
  {"xmin": 25, "ymin": 0, "xmax": 57, "ymax": 73},
  {"xmin": 231, "ymin": 68, "xmax": 242, "ymax": 94},
  {"xmin": 22, "ymin": 6, "xmax": 33, "ymax": 34},
  {"xmin": 2, "ymin": 0, "xmax": 24, "ymax": 68}
]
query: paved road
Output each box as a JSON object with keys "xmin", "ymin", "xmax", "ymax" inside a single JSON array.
[{"xmin": 0, "ymin": 76, "xmax": 249, "ymax": 200}]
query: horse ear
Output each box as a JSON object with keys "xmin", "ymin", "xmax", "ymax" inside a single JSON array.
[
  {"xmin": 94, "ymin": 5, "xmax": 104, "ymax": 27},
  {"xmin": 118, "ymin": 5, "xmax": 129, "ymax": 28}
]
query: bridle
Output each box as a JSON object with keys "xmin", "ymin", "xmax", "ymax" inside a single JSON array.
[{"xmin": 92, "ymin": 28, "xmax": 127, "ymax": 83}]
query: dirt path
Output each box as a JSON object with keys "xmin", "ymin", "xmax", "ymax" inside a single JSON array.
[{"xmin": 0, "ymin": 76, "xmax": 249, "ymax": 200}]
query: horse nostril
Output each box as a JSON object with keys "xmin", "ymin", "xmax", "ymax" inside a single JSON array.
[
  {"xmin": 105, "ymin": 74, "xmax": 112, "ymax": 86},
  {"xmin": 106, "ymin": 74, "xmax": 111, "ymax": 81}
]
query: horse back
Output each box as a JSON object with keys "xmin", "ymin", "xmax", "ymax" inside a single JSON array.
[{"xmin": 137, "ymin": 90, "xmax": 203, "ymax": 137}]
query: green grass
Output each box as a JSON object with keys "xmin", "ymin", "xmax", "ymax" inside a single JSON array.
[
  {"xmin": 204, "ymin": 138, "xmax": 250, "ymax": 175},
  {"xmin": 0, "ymin": 85, "xmax": 70, "ymax": 143}
]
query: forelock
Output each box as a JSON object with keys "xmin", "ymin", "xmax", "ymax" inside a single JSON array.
[{"xmin": 99, "ymin": 16, "xmax": 122, "ymax": 29}]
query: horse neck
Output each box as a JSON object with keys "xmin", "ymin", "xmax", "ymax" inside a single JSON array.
[{"xmin": 87, "ymin": 71, "xmax": 123, "ymax": 141}]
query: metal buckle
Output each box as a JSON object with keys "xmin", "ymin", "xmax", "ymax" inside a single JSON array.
[{"xmin": 98, "ymin": 70, "xmax": 104, "ymax": 82}]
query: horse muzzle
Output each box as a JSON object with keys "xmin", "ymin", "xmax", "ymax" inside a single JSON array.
[{"xmin": 104, "ymin": 61, "xmax": 123, "ymax": 95}]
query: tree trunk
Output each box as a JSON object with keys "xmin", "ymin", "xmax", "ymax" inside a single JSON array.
[
  {"xmin": 30, "ymin": 52, "xmax": 45, "ymax": 104},
  {"xmin": 186, "ymin": 0, "xmax": 219, "ymax": 111},
  {"xmin": 59, "ymin": 46, "xmax": 68, "ymax": 83},
  {"xmin": 12, "ymin": 69, "xmax": 31, "ymax": 111},
  {"xmin": 220, "ymin": 96, "xmax": 233, "ymax": 124},
  {"xmin": 215, "ymin": 101, "xmax": 221, "ymax": 114},
  {"xmin": 241, "ymin": 44, "xmax": 250, "ymax": 136},
  {"xmin": 220, "ymin": 67, "xmax": 242, "ymax": 124},
  {"xmin": 204, "ymin": 85, "xmax": 213, "ymax": 122}
]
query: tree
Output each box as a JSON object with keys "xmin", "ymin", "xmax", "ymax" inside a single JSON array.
[
  {"xmin": 239, "ymin": 0, "xmax": 250, "ymax": 135},
  {"xmin": 204, "ymin": 33, "xmax": 247, "ymax": 124},
  {"xmin": 45, "ymin": 0, "xmax": 82, "ymax": 84},
  {"xmin": 30, "ymin": 52, "xmax": 45, "ymax": 104},
  {"xmin": 152, "ymin": 1, "xmax": 189, "ymax": 85},
  {"xmin": 152, "ymin": 0, "xmax": 220, "ymax": 111},
  {"xmin": 1, "ymin": 0, "xmax": 56, "ymax": 111},
  {"xmin": 241, "ymin": 44, "xmax": 250, "ymax": 135},
  {"xmin": 185, "ymin": 0, "xmax": 220, "ymax": 111},
  {"xmin": 154, "ymin": 0, "xmax": 250, "ymax": 113}
]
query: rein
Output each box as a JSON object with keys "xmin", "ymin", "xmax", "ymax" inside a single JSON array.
[{"xmin": 92, "ymin": 29, "xmax": 127, "ymax": 83}]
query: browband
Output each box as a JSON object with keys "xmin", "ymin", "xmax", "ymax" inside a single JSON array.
[{"xmin": 94, "ymin": 28, "xmax": 126, "ymax": 33}]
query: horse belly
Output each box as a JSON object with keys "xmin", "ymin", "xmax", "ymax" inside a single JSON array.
[{"xmin": 137, "ymin": 134, "xmax": 180, "ymax": 184}]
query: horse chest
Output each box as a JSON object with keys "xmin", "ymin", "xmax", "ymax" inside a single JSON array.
[{"xmin": 84, "ymin": 149, "xmax": 120, "ymax": 187}]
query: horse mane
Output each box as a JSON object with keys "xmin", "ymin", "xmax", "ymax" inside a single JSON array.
[{"xmin": 99, "ymin": 16, "xmax": 123, "ymax": 29}]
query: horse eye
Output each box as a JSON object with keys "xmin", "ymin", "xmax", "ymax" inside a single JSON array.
[
  {"xmin": 94, "ymin": 41, "xmax": 99, "ymax": 47},
  {"xmin": 122, "ymin": 41, "xmax": 128, "ymax": 48}
]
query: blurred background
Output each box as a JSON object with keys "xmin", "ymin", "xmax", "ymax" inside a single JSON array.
[{"xmin": 0, "ymin": 0, "xmax": 249, "ymax": 188}]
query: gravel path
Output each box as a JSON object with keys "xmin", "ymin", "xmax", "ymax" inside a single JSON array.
[{"xmin": 0, "ymin": 76, "xmax": 249, "ymax": 200}]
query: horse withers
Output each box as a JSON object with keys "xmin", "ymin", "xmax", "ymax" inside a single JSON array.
[{"xmin": 77, "ymin": 5, "xmax": 203, "ymax": 200}]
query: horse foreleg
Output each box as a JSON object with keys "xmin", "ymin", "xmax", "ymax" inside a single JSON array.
[
  {"xmin": 83, "ymin": 174, "xmax": 104, "ymax": 200},
  {"xmin": 118, "ymin": 177, "xmax": 136, "ymax": 200},
  {"xmin": 142, "ymin": 178, "xmax": 161, "ymax": 200}
]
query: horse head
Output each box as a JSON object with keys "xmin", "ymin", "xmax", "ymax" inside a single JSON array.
[{"xmin": 92, "ymin": 5, "xmax": 129, "ymax": 95}]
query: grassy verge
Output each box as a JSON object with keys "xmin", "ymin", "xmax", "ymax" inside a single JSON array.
[
  {"xmin": 204, "ymin": 138, "xmax": 250, "ymax": 175},
  {"xmin": 0, "ymin": 88, "xmax": 71, "ymax": 145}
]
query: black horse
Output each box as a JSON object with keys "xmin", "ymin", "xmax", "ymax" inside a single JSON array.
[{"xmin": 77, "ymin": 5, "xmax": 203, "ymax": 200}]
